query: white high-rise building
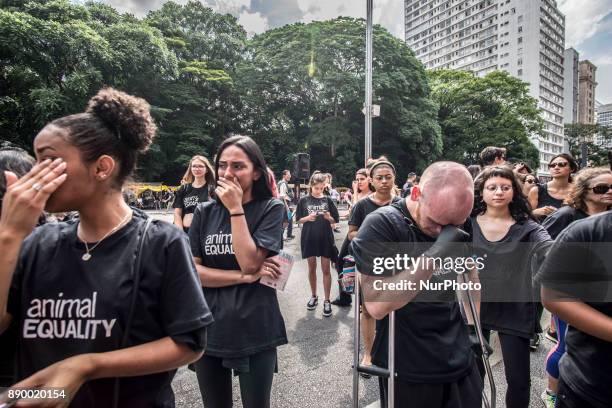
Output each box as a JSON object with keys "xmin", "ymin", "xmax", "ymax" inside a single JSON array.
[{"xmin": 405, "ymin": 0, "xmax": 566, "ymax": 175}]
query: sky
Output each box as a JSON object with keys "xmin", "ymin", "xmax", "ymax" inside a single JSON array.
[{"xmin": 99, "ymin": 0, "xmax": 612, "ymax": 104}]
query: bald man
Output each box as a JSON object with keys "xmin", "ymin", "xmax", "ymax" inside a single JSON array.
[{"xmin": 351, "ymin": 162, "xmax": 482, "ymax": 408}]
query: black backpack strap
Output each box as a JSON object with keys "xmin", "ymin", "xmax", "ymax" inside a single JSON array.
[
  {"xmin": 391, "ymin": 197, "xmax": 414, "ymax": 227},
  {"xmin": 113, "ymin": 216, "xmax": 153, "ymax": 408}
]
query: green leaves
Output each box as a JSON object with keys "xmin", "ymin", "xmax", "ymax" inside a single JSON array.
[
  {"xmin": 2, "ymin": 1, "xmax": 553, "ymax": 186},
  {"xmin": 238, "ymin": 18, "xmax": 441, "ymax": 183},
  {"xmin": 564, "ymin": 123, "xmax": 612, "ymax": 167},
  {"xmin": 429, "ymin": 69, "xmax": 541, "ymax": 168}
]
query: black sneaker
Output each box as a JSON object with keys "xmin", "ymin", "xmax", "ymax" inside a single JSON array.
[
  {"xmin": 323, "ymin": 300, "xmax": 332, "ymax": 317},
  {"xmin": 530, "ymin": 333, "xmax": 541, "ymax": 351},
  {"xmin": 306, "ymin": 296, "xmax": 318, "ymax": 310},
  {"xmin": 330, "ymin": 295, "xmax": 352, "ymax": 307}
]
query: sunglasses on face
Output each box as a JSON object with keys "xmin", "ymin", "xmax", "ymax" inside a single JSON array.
[
  {"xmin": 525, "ymin": 179, "xmax": 536, "ymax": 184},
  {"xmin": 548, "ymin": 162, "xmax": 568, "ymax": 169},
  {"xmin": 590, "ymin": 184, "xmax": 612, "ymax": 194}
]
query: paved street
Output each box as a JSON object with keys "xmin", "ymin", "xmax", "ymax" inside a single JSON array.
[{"xmin": 149, "ymin": 212, "xmax": 553, "ymax": 407}]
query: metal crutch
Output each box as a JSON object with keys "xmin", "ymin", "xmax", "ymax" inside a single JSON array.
[
  {"xmin": 352, "ymin": 268, "xmax": 395, "ymax": 408},
  {"xmin": 457, "ymin": 270, "xmax": 496, "ymax": 408}
]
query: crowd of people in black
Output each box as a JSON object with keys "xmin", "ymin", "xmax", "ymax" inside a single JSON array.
[{"xmin": 0, "ymin": 88, "xmax": 610, "ymax": 408}]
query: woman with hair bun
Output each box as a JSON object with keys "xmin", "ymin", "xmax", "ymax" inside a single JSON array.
[{"xmin": 0, "ymin": 88, "xmax": 212, "ymax": 407}]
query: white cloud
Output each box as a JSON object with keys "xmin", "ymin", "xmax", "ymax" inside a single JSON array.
[
  {"xmin": 592, "ymin": 54, "xmax": 612, "ymax": 66},
  {"xmin": 238, "ymin": 10, "xmax": 269, "ymax": 36},
  {"xmin": 558, "ymin": 0, "xmax": 611, "ymax": 47},
  {"xmin": 296, "ymin": 0, "xmax": 404, "ymax": 38},
  {"xmin": 204, "ymin": 0, "xmax": 250, "ymax": 14}
]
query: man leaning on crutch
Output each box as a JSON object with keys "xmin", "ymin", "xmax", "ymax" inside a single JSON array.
[{"xmin": 350, "ymin": 162, "xmax": 485, "ymax": 408}]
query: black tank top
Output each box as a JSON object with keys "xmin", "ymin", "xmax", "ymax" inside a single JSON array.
[{"xmin": 537, "ymin": 183, "xmax": 564, "ymax": 208}]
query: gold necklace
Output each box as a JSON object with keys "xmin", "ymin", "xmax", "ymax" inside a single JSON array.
[{"xmin": 79, "ymin": 211, "xmax": 132, "ymax": 261}]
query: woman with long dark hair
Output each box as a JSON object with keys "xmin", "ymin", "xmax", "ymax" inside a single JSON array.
[
  {"xmin": 528, "ymin": 153, "xmax": 577, "ymax": 219},
  {"xmin": 0, "ymin": 88, "xmax": 212, "ymax": 407},
  {"xmin": 466, "ymin": 166, "xmax": 551, "ymax": 408},
  {"xmin": 174, "ymin": 155, "xmax": 215, "ymax": 233},
  {"xmin": 527, "ymin": 153, "xmax": 577, "ymax": 349},
  {"xmin": 520, "ymin": 173, "xmax": 538, "ymax": 198},
  {"xmin": 331, "ymin": 168, "xmax": 373, "ymax": 308},
  {"xmin": 188, "ymin": 135, "xmax": 286, "ymax": 408},
  {"xmin": 538, "ymin": 167, "xmax": 612, "ymax": 408},
  {"xmin": 350, "ymin": 168, "xmax": 372, "ymax": 209}
]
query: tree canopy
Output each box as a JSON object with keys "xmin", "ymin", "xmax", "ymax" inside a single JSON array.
[
  {"xmin": 1, "ymin": 0, "xmax": 553, "ymax": 185},
  {"xmin": 428, "ymin": 69, "xmax": 542, "ymax": 169},
  {"xmin": 564, "ymin": 123, "xmax": 612, "ymax": 167},
  {"xmin": 237, "ymin": 17, "xmax": 441, "ymax": 183}
]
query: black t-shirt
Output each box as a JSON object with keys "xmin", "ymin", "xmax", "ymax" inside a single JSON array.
[
  {"xmin": 173, "ymin": 183, "xmax": 210, "ymax": 215},
  {"xmin": 466, "ymin": 217, "xmax": 551, "ymax": 337},
  {"xmin": 296, "ymin": 195, "xmax": 339, "ymax": 259},
  {"xmin": 535, "ymin": 211, "xmax": 612, "ymax": 408},
  {"xmin": 541, "ymin": 205, "xmax": 588, "ymax": 239},
  {"xmin": 537, "ymin": 184, "xmax": 564, "ymax": 209},
  {"xmin": 350, "ymin": 199, "xmax": 474, "ymax": 383},
  {"xmin": 189, "ymin": 198, "xmax": 288, "ymax": 358},
  {"xmin": 349, "ymin": 196, "xmax": 402, "ymax": 229},
  {"xmin": 8, "ymin": 210, "xmax": 213, "ymax": 407}
]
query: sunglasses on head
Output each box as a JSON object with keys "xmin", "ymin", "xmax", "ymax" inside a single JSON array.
[
  {"xmin": 548, "ymin": 161, "xmax": 569, "ymax": 169},
  {"xmin": 590, "ymin": 184, "xmax": 612, "ymax": 194}
]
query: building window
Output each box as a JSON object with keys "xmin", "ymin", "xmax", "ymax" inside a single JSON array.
[
  {"xmin": 518, "ymin": 26, "xmax": 523, "ymax": 33},
  {"xmin": 518, "ymin": 69, "xmax": 523, "ymax": 76},
  {"xmin": 518, "ymin": 37, "xmax": 523, "ymax": 44}
]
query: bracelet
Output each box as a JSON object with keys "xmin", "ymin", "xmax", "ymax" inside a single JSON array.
[{"xmin": 230, "ymin": 213, "xmax": 245, "ymax": 217}]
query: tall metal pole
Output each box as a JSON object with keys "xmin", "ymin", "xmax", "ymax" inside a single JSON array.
[{"xmin": 364, "ymin": 0, "xmax": 373, "ymax": 165}]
